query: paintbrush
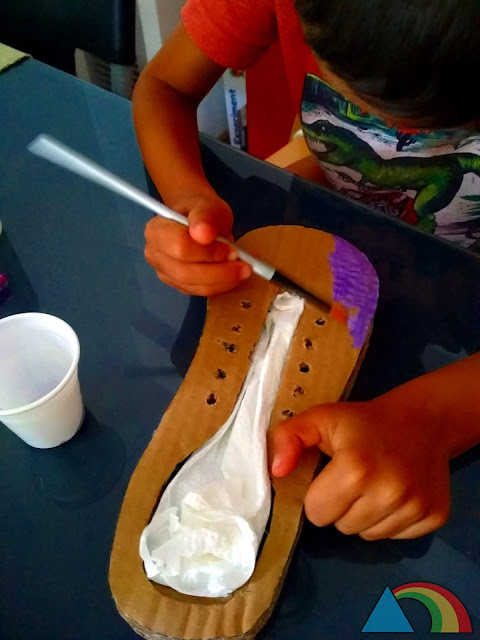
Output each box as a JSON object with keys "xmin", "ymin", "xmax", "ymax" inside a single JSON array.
[{"xmin": 28, "ymin": 135, "xmax": 329, "ymax": 314}]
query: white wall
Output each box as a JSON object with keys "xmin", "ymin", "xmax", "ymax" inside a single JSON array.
[{"xmin": 135, "ymin": 0, "xmax": 228, "ymax": 138}]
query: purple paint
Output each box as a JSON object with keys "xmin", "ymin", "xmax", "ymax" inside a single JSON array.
[
  {"xmin": 0, "ymin": 274, "xmax": 8, "ymax": 294},
  {"xmin": 0, "ymin": 274, "xmax": 9, "ymax": 306},
  {"xmin": 329, "ymin": 237, "xmax": 379, "ymax": 348}
]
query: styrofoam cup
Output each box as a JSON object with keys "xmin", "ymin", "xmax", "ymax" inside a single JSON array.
[{"xmin": 0, "ymin": 313, "xmax": 84, "ymax": 448}]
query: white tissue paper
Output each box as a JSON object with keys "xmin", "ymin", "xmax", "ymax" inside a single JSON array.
[{"xmin": 139, "ymin": 292, "xmax": 305, "ymax": 597}]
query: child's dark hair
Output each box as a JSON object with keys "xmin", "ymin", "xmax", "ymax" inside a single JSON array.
[{"xmin": 295, "ymin": 0, "xmax": 480, "ymax": 128}]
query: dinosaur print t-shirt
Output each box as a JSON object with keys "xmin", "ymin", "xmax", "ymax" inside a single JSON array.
[{"xmin": 303, "ymin": 75, "xmax": 480, "ymax": 250}]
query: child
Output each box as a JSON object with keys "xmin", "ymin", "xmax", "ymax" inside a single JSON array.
[{"xmin": 132, "ymin": 0, "xmax": 480, "ymax": 541}]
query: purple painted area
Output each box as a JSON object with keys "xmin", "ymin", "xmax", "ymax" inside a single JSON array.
[{"xmin": 329, "ymin": 237, "xmax": 379, "ymax": 348}]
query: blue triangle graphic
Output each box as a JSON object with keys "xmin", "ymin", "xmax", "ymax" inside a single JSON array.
[{"xmin": 362, "ymin": 587, "xmax": 414, "ymax": 632}]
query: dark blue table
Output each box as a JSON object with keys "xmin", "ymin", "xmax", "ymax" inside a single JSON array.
[{"xmin": 1, "ymin": 58, "xmax": 479, "ymax": 640}]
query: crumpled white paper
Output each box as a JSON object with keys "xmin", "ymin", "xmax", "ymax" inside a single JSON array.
[{"xmin": 139, "ymin": 292, "xmax": 304, "ymax": 597}]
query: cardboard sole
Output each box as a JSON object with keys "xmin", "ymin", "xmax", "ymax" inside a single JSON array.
[{"xmin": 109, "ymin": 225, "xmax": 379, "ymax": 639}]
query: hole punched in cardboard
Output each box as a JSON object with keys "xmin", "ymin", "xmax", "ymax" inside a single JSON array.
[
  {"xmin": 109, "ymin": 225, "xmax": 379, "ymax": 640},
  {"xmin": 206, "ymin": 393, "xmax": 217, "ymax": 405},
  {"xmin": 220, "ymin": 340, "xmax": 238, "ymax": 354}
]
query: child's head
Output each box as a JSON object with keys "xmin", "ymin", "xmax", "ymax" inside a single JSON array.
[{"xmin": 295, "ymin": 0, "xmax": 480, "ymax": 129}]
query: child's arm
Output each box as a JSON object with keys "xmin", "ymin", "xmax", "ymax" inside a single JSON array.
[
  {"xmin": 271, "ymin": 352, "xmax": 480, "ymax": 540},
  {"xmin": 133, "ymin": 23, "xmax": 251, "ymax": 296}
]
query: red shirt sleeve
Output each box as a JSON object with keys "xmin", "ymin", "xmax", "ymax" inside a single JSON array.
[{"xmin": 181, "ymin": 0, "xmax": 277, "ymax": 69}]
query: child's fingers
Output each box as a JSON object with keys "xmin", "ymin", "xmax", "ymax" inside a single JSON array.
[
  {"xmin": 302, "ymin": 457, "xmax": 448, "ymax": 538},
  {"xmin": 271, "ymin": 404, "xmax": 341, "ymax": 477},
  {"xmin": 154, "ymin": 260, "xmax": 251, "ymax": 296},
  {"xmin": 363, "ymin": 483, "xmax": 450, "ymax": 541},
  {"xmin": 271, "ymin": 414, "xmax": 323, "ymax": 477},
  {"xmin": 333, "ymin": 490, "xmax": 407, "ymax": 536},
  {"xmin": 358, "ymin": 500, "xmax": 433, "ymax": 541},
  {"xmin": 388, "ymin": 510, "xmax": 449, "ymax": 540},
  {"xmin": 303, "ymin": 451, "xmax": 366, "ymax": 526},
  {"xmin": 333, "ymin": 471, "xmax": 450, "ymax": 540},
  {"xmin": 158, "ymin": 271, "xmax": 249, "ymax": 297},
  {"xmin": 158, "ymin": 259, "xmax": 250, "ymax": 287},
  {"xmin": 145, "ymin": 218, "xmax": 233, "ymax": 264},
  {"xmin": 270, "ymin": 428, "xmax": 304, "ymax": 477},
  {"xmin": 188, "ymin": 202, "xmax": 233, "ymax": 244}
]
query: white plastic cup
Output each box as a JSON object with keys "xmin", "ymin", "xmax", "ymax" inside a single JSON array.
[{"xmin": 0, "ymin": 313, "xmax": 84, "ymax": 448}]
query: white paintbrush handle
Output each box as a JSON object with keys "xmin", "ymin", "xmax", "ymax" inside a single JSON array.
[{"xmin": 28, "ymin": 135, "xmax": 275, "ymax": 280}]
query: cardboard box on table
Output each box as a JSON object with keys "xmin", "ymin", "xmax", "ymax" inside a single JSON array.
[{"xmin": 109, "ymin": 225, "xmax": 379, "ymax": 639}]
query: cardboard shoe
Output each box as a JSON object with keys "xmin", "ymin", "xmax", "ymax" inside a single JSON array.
[{"xmin": 109, "ymin": 225, "xmax": 379, "ymax": 639}]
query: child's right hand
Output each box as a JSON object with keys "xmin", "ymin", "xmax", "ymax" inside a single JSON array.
[{"xmin": 144, "ymin": 193, "xmax": 252, "ymax": 296}]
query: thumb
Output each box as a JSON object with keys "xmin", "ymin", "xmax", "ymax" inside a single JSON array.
[
  {"xmin": 271, "ymin": 404, "xmax": 341, "ymax": 477},
  {"xmin": 188, "ymin": 201, "xmax": 233, "ymax": 245}
]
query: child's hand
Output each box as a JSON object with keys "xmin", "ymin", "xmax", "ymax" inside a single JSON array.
[
  {"xmin": 271, "ymin": 396, "xmax": 451, "ymax": 540},
  {"xmin": 144, "ymin": 194, "xmax": 251, "ymax": 296}
]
